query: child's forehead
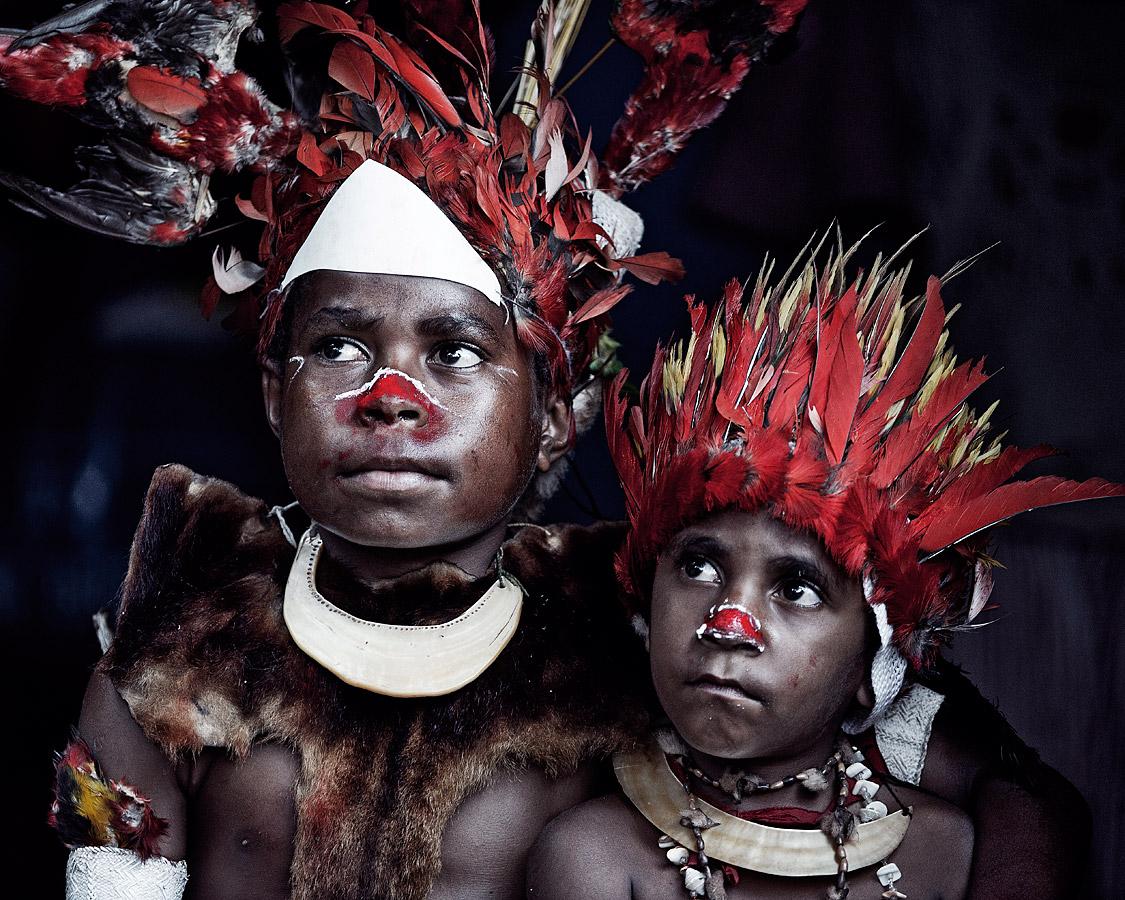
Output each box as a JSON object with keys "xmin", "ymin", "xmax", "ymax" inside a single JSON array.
[
  {"xmin": 676, "ymin": 509, "xmax": 835, "ymax": 566},
  {"xmin": 291, "ymin": 270, "xmax": 508, "ymax": 328}
]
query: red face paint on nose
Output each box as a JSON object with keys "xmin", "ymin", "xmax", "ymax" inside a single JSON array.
[
  {"xmin": 335, "ymin": 371, "xmax": 446, "ymax": 440},
  {"xmin": 696, "ymin": 604, "xmax": 765, "ymax": 651}
]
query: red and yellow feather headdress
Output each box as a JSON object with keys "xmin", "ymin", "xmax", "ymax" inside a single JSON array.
[{"xmin": 607, "ymin": 240, "xmax": 1124, "ymax": 669}]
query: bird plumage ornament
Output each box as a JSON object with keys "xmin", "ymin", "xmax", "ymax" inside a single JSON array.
[
  {"xmin": 1, "ymin": 0, "xmax": 806, "ymax": 400},
  {"xmin": 601, "ymin": 0, "xmax": 808, "ymax": 196},
  {"xmin": 0, "ymin": 0, "xmax": 300, "ymax": 243}
]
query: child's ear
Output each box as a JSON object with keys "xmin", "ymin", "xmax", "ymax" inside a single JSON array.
[
  {"xmin": 261, "ymin": 361, "xmax": 284, "ymax": 440},
  {"xmin": 854, "ymin": 675, "xmax": 876, "ymax": 713},
  {"xmin": 536, "ymin": 395, "xmax": 573, "ymax": 472}
]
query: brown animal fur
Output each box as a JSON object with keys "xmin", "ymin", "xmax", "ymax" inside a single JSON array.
[{"xmin": 100, "ymin": 464, "xmax": 650, "ymax": 899}]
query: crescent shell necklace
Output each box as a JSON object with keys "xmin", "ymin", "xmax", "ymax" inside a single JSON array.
[
  {"xmin": 283, "ymin": 528, "xmax": 524, "ymax": 697},
  {"xmin": 614, "ymin": 737, "xmax": 911, "ymax": 898}
]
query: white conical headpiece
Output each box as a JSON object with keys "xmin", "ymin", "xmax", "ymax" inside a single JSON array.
[{"xmin": 280, "ymin": 159, "xmax": 504, "ymax": 304}]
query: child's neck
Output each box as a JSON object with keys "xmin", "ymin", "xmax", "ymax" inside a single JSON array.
[
  {"xmin": 319, "ymin": 519, "xmax": 509, "ymax": 584},
  {"xmin": 687, "ymin": 726, "xmax": 843, "ymax": 813}
]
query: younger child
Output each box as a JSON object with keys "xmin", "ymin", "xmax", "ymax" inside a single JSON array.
[{"xmin": 529, "ymin": 247, "xmax": 1123, "ymax": 899}]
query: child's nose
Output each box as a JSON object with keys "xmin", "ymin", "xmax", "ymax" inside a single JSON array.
[{"xmin": 356, "ymin": 391, "xmax": 430, "ymax": 428}]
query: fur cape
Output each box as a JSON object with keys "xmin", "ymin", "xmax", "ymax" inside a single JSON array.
[{"xmin": 97, "ymin": 464, "xmax": 650, "ymax": 899}]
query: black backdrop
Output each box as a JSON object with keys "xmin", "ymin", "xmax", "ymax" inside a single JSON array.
[{"xmin": 1, "ymin": 0, "xmax": 1123, "ymax": 895}]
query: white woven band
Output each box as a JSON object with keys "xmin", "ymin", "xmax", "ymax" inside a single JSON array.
[
  {"xmin": 843, "ymin": 588, "xmax": 908, "ymax": 734},
  {"xmin": 873, "ymin": 681, "xmax": 945, "ymax": 785},
  {"xmin": 66, "ymin": 847, "xmax": 188, "ymax": 900}
]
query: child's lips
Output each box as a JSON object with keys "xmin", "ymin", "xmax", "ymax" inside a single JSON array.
[
  {"xmin": 688, "ymin": 673, "xmax": 764, "ymax": 704},
  {"xmin": 344, "ymin": 469, "xmax": 440, "ymax": 492},
  {"xmin": 338, "ymin": 455, "xmax": 449, "ymax": 491}
]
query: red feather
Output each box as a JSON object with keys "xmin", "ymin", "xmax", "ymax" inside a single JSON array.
[
  {"xmin": 914, "ymin": 444, "xmax": 1056, "ymax": 530},
  {"xmin": 0, "ymin": 33, "xmax": 130, "ymax": 107},
  {"xmin": 919, "ymin": 476, "xmax": 1125, "ymax": 553},
  {"xmin": 870, "ymin": 358, "xmax": 990, "ymax": 489},
  {"xmin": 126, "ymin": 67, "xmax": 207, "ymax": 119},
  {"xmin": 765, "ymin": 328, "xmax": 815, "ymax": 429},
  {"xmin": 572, "ymin": 284, "xmax": 631, "ymax": 325},
  {"xmin": 601, "ymin": 0, "xmax": 807, "ymax": 195},
  {"xmin": 277, "ymin": 1, "xmax": 357, "ymax": 42},
  {"xmin": 815, "ymin": 289, "xmax": 863, "ymax": 464},
  {"xmin": 860, "ymin": 276, "xmax": 946, "ymax": 431},
  {"xmin": 382, "ymin": 31, "xmax": 461, "ymax": 126},
  {"xmin": 329, "ymin": 41, "xmax": 377, "ymax": 101},
  {"xmin": 610, "ymin": 251, "xmax": 685, "ymax": 285}
]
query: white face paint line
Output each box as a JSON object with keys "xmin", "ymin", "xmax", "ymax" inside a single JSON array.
[
  {"xmin": 288, "ymin": 355, "xmax": 306, "ymax": 384},
  {"xmin": 333, "ymin": 367, "xmax": 449, "ymax": 409},
  {"xmin": 492, "ymin": 365, "xmax": 519, "ymax": 384}
]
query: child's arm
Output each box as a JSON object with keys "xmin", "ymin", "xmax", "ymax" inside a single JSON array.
[
  {"xmin": 921, "ymin": 663, "xmax": 1091, "ymax": 899},
  {"xmin": 51, "ymin": 671, "xmax": 189, "ymax": 897},
  {"xmin": 76, "ymin": 671, "xmax": 188, "ymax": 859}
]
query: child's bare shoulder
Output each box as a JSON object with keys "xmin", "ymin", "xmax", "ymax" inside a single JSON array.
[
  {"xmin": 887, "ymin": 784, "xmax": 974, "ymax": 899},
  {"xmin": 528, "ymin": 794, "xmax": 650, "ymax": 899}
]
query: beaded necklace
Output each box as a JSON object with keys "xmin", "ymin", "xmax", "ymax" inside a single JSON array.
[{"xmin": 642, "ymin": 737, "xmax": 910, "ymax": 899}]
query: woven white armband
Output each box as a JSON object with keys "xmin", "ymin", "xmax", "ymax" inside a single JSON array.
[{"xmin": 66, "ymin": 847, "xmax": 188, "ymax": 900}]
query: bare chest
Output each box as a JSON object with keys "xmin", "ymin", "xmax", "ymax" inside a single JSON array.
[
  {"xmin": 181, "ymin": 744, "xmax": 590, "ymax": 900},
  {"xmin": 431, "ymin": 767, "xmax": 597, "ymax": 900},
  {"xmin": 181, "ymin": 744, "xmax": 298, "ymax": 900}
]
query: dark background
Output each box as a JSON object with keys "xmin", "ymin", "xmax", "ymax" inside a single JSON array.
[{"xmin": 1, "ymin": 0, "xmax": 1123, "ymax": 895}]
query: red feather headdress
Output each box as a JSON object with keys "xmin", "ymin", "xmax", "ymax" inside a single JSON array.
[
  {"xmin": 606, "ymin": 241, "xmax": 1125, "ymax": 669},
  {"xmin": 0, "ymin": 0, "xmax": 807, "ymax": 402}
]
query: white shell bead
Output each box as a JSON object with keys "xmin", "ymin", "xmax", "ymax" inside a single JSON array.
[
  {"xmin": 657, "ymin": 835, "xmax": 676, "ymax": 849},
  {"xmin": 857, "ymin": 800, "xmax": 888, "ymax": 822},
  {"xmin": 876, "ymin": 862, "xmax": 902, "ymax": 886},
  {"xmin": 682, "ymin": 867, "xmax": 707, "ymax": 896},
  {"xmin": 666, "ymin": 846, "xmax": 691, "ymax": 865},
  {"xmin": 846, "ymin": 762, "xmax": 873, "ymax": 781},
  {"xmin": 854, "ymin": 779, "xmax": 879, "ymax": 801}
]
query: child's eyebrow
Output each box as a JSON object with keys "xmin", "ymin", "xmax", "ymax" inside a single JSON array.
[
  {"xmin": 417, "ymin": 313, "xmax": 501, "ymax": 343},
  {"xmin": 668, "ymin": 532, "xmax": 729, "ymax": 560},
  {"xmin": 306, "ymin": 306, "xmax": 384, "ymax": 331},
  {"xmin": 770, "ymin": 554, "xmax": 841, "ymax": 592}
]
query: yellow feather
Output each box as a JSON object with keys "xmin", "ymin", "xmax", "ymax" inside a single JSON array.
[
  {"xmin": 73, "ymin": 770, "xmax": 117, "ymax": 843},
  {"xmin": 874, "ymin": 302, "xmax": 905, "ymax": 387},
  {"xmin": 711, "ymin": 325, "xmax": 727, "ymax": 375}
]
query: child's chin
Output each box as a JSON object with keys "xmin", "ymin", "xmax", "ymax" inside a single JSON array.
[
  {"xmin": 672, "ymin": 715, "xmax": 764, "ymax": 762},
  {"xmin": 328, "ymin": 517, "xmax": 467, "ymax": 550}
]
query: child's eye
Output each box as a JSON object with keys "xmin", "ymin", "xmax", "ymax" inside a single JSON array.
[
  {"xmin": 777, "ymin": 579, "xmax": 825, "ymax": 609},
  {"xmin": 431, "ymin": 343, "xmax": 484, "ymax": 369},
  {"xmin": 681, "ymin": 554, "xmax": 722, "ymax": 585},
  {"xmin": 317, "ymin": 337, "xmax": 368, "ymax": 363}
]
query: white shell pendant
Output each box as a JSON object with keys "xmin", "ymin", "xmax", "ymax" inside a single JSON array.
[
  {"xmin": 877, "ymin": 861, "xmax": 907, "ymax": 898},
  {"xmin": 682, "ymin": 867, "xmax": 707, "ymax": 896},
  {"xmin": 857, "ymin": 800, "xmax": 889, "ymax": 822},
  {"xmin": 877, "ymin": 863, "xmax": 902, "ymax": 886},
  {"xmin": 854, "ymin": 779, "xmax": 879, "ymax": 801},
  {"xmin": 284, "ymin": 530, "xmax": 524, "ymax": 696},
  {"xmin": 658, "ymin": 835, "xmax": 676, "ymax": 849},
  {"xmin": 667, "ymin": 846, "xmax": 691, "ymax": 866},
  {"xmin": 846, "ymin": 762, "xmax": 873, "ymax": 781}
]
